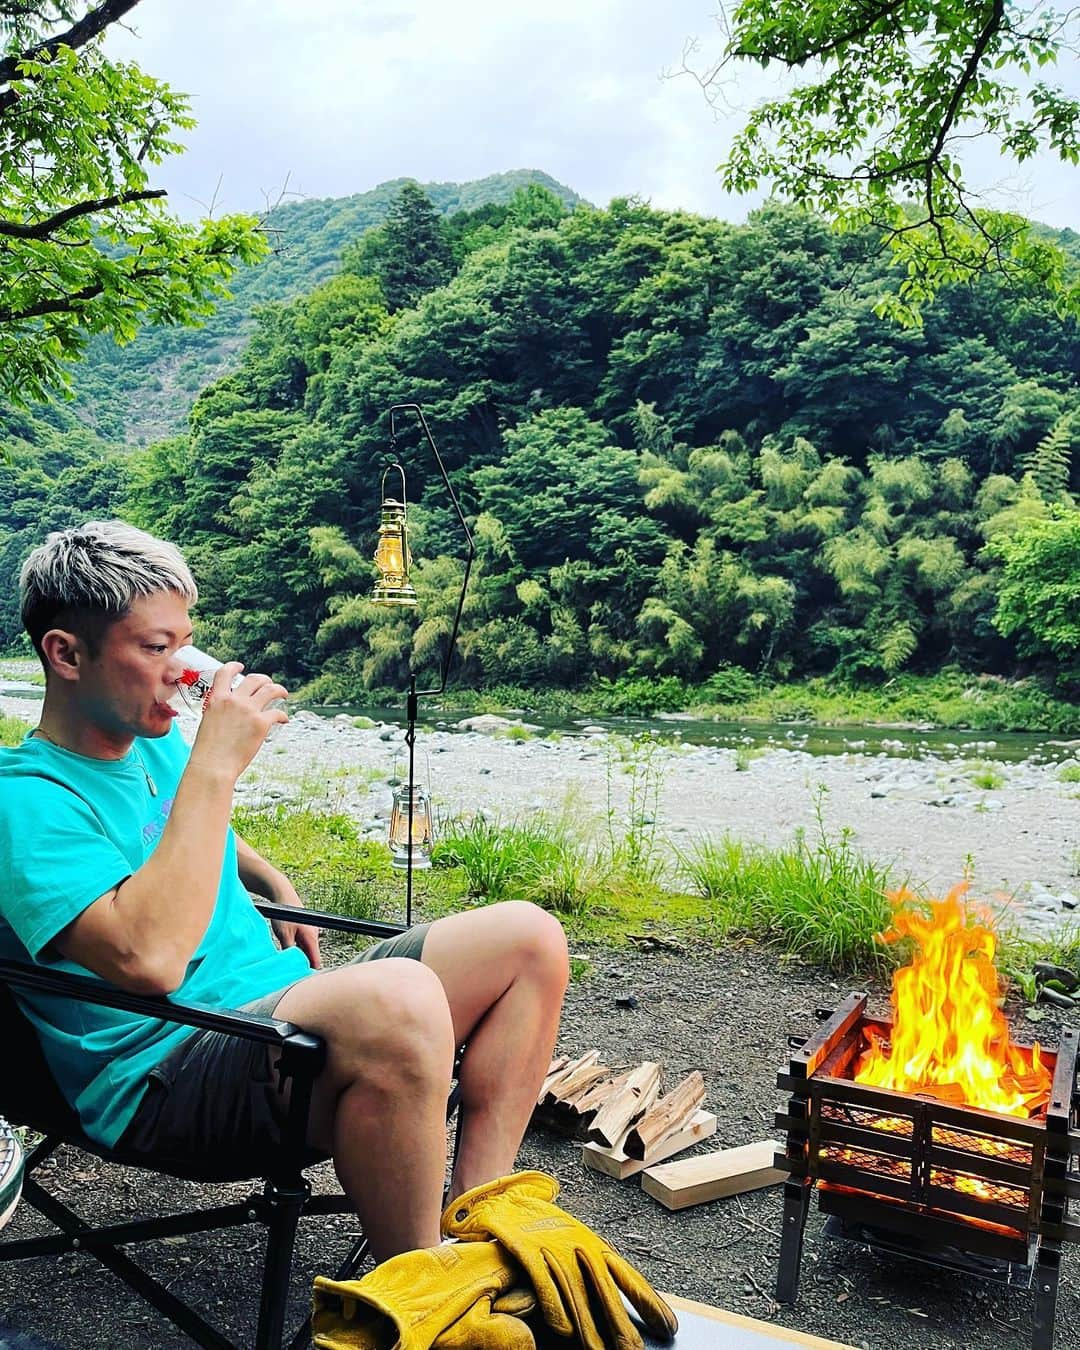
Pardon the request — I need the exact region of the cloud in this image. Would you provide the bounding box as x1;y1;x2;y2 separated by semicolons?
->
103;1;1079;231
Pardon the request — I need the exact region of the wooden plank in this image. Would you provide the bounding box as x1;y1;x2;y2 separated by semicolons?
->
642;1139;786;1211
552;1061;610;1106
582;1109;717;1180
536;1055;570;1102
787;993;867;1079
661;1294;860;1349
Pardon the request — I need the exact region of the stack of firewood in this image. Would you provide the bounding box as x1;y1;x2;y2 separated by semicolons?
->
533;1052;717;1179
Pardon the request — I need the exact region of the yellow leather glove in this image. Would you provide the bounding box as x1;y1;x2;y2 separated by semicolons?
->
443;1171;678;1350
311;1240;536;1350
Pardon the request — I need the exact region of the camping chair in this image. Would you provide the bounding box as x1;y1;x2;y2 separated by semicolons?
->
0;901;459;1350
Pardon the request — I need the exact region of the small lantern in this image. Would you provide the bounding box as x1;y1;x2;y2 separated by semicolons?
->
372;463;417;606
388;783;434;871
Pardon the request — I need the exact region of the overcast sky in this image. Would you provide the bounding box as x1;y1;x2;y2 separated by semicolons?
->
104;1;1080;231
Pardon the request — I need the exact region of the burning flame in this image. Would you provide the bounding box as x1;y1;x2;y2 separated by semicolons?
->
854;885;1051;1118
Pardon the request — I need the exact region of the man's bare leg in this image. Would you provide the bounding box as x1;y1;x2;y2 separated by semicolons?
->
273;957;455;1260
419;901;569;1200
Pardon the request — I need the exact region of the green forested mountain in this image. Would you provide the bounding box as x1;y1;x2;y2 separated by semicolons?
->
2;182;1077;705
67;170;584;446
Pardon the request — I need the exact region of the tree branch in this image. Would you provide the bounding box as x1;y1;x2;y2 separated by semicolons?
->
927;0;1005;167
0;0;144;86
0;248;216;322
0;186;164;237
0;278;104;320
0;186;164;238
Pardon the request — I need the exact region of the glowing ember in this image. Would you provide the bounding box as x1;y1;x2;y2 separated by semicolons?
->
854;885;1051;1118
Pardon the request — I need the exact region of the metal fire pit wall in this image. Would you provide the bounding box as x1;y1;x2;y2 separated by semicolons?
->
774;993;1080;1350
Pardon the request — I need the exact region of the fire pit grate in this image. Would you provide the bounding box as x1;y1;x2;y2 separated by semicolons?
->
933;1123;1032;1166
774;994;1080;1350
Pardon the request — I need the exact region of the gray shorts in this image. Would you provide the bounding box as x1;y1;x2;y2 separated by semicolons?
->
117;923;431;1178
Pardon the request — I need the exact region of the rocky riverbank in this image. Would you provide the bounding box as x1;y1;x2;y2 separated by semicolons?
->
3;694;1077;937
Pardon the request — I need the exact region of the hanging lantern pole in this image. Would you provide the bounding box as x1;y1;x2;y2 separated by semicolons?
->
376;403;474;925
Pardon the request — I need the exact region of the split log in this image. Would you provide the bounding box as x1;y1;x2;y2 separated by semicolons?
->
641;1139;786;1211
624;1071;706;1160
582;1109;718;1180
573;1071;630;1115
537;1056;569;1100
587;1061;661;1148
547;1058;610;1107
538;1050;599;1105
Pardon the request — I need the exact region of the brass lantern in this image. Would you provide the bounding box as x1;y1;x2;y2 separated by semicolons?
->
388;783;434;871
372;463;417;606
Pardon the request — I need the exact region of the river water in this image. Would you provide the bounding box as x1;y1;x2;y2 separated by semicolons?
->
3;675;1076;766
317;703;1077;766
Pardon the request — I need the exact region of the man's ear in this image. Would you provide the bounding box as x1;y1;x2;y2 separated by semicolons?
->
40;629;83;682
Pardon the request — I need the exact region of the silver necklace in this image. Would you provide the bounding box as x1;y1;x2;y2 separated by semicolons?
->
34;727;158;797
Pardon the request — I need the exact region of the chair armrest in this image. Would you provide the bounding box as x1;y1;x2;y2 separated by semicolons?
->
0;958;321;1058
253;900;408;941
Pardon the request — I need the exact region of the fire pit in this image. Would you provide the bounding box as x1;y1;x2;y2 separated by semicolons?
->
773;891;1080;1349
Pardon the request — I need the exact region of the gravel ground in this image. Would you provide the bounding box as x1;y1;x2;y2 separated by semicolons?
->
1;937;1077;1350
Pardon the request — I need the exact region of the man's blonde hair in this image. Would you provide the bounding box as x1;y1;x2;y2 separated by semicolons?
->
20;520;198;663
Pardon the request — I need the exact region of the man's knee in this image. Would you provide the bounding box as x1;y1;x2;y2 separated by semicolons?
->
491;900;570;992
302;959;456;1089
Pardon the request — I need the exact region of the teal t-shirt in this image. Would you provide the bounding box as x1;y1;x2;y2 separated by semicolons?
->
0;725;312;1147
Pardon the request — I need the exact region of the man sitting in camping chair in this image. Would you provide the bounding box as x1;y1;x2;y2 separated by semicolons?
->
0;520;677;1350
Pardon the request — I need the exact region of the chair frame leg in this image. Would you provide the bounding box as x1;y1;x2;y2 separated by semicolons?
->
0;1127;355;1350
256;1179;310;1350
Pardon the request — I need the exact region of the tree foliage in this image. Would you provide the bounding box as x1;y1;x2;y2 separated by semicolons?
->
3;188;1077;702
708;1;1080;322
0;0;268;404
988;508;1080;678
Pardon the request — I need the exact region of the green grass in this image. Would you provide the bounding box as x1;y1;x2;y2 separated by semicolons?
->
734;743;764;772
691;670;1078;734
997;920;1080;1005
0;714;29;747
496;724;535;742
967;761;1006;790
433;781;902;973
1059;764;1080;784
231;793;1064;1001
232;803;395;921
328;669;1078;734
433;814;606;919
674;798;899;973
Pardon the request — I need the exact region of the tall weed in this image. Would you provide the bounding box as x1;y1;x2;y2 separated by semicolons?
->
0;714;29;747
434;813;604;918
676;789;897;972
604;734;667;888
997;918;1080;1004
